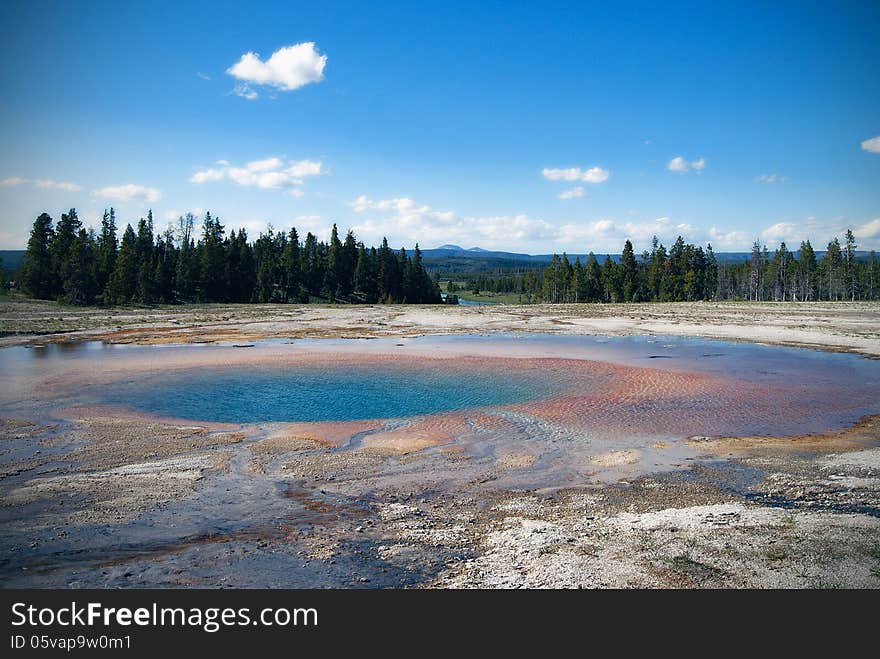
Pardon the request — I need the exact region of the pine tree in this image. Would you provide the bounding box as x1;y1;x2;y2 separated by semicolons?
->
135;211;156;303
797;241;816;301
95;208;118;298
620;239;638;302
198;212;226;301
63;228;97;305
282;227;301;302
48;208;82;298
105;224;138;304
324;224;342;301
22;213;55;299
844;229;857;301
705;243;718;300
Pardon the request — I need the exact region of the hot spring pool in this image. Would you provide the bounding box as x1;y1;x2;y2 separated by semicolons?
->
1;333;879;439
100;363;571;423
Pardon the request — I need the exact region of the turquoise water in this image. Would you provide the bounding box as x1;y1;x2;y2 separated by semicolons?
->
2;333;880;430
103;364;567;423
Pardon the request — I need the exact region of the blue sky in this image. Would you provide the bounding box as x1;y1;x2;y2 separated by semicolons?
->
1;0;879;252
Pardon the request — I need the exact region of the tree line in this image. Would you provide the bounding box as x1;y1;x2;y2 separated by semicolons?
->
450;234;879;303
19;209;441;305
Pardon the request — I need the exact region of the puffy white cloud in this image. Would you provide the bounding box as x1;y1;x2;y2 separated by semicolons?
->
861;136;880;153
247;157;284;172
760;222;800;244
542;166;609;183
555;216;700;248
92;184;162;203
350;194;556;249
756;174;786;184
558;186;585;200
668;156;706;173
753;217;880;250
190;157;324;192
190;168;225;183
1;176;27;186
35;179;81;191
707;227;751;249
226;42;327;94
348;194;714;253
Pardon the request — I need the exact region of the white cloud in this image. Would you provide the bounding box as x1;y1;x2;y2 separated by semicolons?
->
751;217;880;250
542;166;609;183
35;179;81;191
190;157;324;192
861;136;880;153
760;222;799;244
231;85;258;100
1;177;81;191
854;218;880;240
668;156;706;173
348;194;715;253
226;42;327;94
196;71;211;81
708;227;751;249
287;188;305;198
164;207;205;221
756;174;786;184
92;184;162;203
190;168;226;183
558;186;585;200
247;157;284;172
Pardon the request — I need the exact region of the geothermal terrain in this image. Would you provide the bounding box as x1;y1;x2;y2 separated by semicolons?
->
1;299;879;588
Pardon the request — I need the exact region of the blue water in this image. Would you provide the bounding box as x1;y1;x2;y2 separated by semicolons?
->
2;333;880;427
102;364;567;423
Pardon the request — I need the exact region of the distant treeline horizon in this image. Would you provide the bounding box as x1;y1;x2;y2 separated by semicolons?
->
460;233;879;303
11;208;441;305
2;208;878;305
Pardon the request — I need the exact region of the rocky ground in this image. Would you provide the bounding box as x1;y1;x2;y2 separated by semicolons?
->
2;297;879;356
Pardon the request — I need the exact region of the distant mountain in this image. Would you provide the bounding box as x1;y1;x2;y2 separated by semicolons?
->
420;245;875;273
433;244;492;253
0;250;25;271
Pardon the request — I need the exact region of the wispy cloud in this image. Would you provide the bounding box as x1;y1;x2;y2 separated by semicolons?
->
196;71;211;81
1;176;81;191
756;174;786;184
668;156;706;173
35;179;82;191
164;207;205;221
226;42;326;97
190;157;323;192
93;184;162;203
854;218;880;240
231;84;259;100
558;186;585;200
542;166;609;183
861;136;880;153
